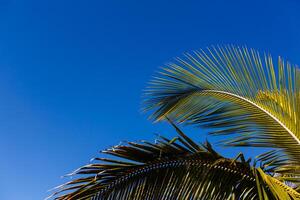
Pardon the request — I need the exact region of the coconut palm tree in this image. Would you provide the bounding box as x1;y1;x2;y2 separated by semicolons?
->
51;46;300;199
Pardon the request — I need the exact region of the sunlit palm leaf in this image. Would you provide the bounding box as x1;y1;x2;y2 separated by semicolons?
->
255;168;300;199
144;46;300;165
50;124;300;199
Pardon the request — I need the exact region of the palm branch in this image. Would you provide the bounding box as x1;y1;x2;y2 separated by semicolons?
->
50;123;300;199
144;46;300;171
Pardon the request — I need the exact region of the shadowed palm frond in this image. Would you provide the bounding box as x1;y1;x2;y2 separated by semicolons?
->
49;124;300;200
144;46;300;167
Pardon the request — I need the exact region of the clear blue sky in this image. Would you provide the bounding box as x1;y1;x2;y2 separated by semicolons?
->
0;0;300;199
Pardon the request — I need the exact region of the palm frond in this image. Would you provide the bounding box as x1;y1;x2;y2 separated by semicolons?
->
255;149;300;191
255;168;300;199
144;45;300;165
50;124;300;200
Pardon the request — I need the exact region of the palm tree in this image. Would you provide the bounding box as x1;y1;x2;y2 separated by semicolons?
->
51;46;300;199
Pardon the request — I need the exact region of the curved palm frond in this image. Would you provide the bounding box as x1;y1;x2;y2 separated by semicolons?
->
50;124;300;200
144;46;300;166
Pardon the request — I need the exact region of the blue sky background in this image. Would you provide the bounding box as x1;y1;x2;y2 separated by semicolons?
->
0;0;300;199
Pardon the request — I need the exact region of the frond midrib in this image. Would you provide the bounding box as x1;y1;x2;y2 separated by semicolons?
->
171;89;300;147
94;158;255;197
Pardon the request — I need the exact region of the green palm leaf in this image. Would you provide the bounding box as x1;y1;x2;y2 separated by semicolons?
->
50;124;300;199
144;46;300;165
255;168;300;199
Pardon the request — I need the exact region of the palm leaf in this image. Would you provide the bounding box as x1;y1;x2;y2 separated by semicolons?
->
144;45;300;165
50;124;300;199
255;150;300;191
255;168;300;199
